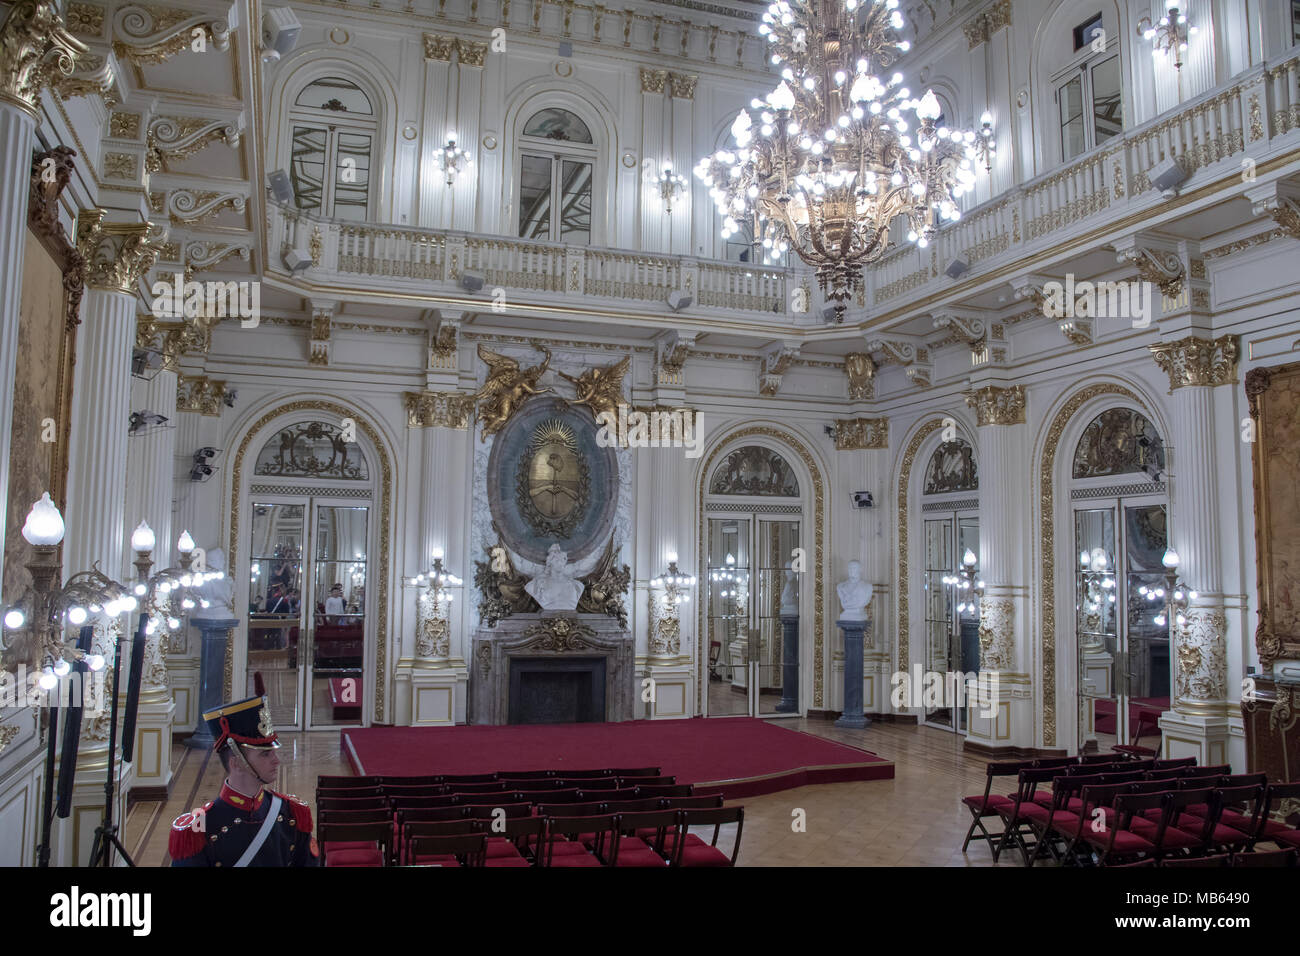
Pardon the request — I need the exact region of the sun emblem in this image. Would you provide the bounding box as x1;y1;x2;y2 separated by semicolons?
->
257;705;274;738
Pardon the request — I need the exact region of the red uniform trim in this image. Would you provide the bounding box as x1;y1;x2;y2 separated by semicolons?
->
168;814;206;860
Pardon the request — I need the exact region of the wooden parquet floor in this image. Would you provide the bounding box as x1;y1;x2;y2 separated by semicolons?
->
123;718;1020;867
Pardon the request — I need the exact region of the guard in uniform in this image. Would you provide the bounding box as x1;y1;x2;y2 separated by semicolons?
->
169;696;318;867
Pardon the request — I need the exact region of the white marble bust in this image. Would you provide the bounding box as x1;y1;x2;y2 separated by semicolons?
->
779;567;799;615
836;560;873;622
193;547;236;621
525;543;584;611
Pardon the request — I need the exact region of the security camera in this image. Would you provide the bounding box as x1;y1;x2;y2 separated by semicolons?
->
190;463;215;482
852;491;873;509
460;271;486;293
223;389;238;408
194;447;218;461
129;411;169;434
268;169;294;204
261;7;301;63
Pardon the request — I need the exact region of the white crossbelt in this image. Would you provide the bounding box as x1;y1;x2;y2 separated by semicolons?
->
234;794;283;867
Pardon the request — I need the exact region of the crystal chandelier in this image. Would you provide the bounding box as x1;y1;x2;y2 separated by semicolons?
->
694;0;979;321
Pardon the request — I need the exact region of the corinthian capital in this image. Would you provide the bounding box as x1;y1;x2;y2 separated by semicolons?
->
1149;334;1239;392
964;384;1026;426
0;1;88;116
76;209;161;293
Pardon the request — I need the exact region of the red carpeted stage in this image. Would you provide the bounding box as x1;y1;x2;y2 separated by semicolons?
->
342;718;893;799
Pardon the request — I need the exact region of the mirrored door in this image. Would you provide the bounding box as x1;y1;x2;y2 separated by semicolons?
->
705;516;801;717
246;497;368;730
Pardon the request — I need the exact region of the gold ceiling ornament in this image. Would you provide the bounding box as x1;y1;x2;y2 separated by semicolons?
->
559;355;630;420
695;0;979;320
833;417;888;450
1149;334;1239;392
1118;246;1185;298
964;384;1026;426
111;3;234;66
75;208;161;294
844;351;875;400
474;344;552;440
0;0;88;116
404;390;475;429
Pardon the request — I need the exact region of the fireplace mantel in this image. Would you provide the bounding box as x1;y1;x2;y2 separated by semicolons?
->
470;614;635;724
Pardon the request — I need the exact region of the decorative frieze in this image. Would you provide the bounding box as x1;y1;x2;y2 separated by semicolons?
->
176;374;228;416
183;239;249;277
109;111;141;139
832;417;887;451
0;0;88;115
75;209;160;293
66;2;105;37
965;384;1026;426
1149;334;1239;392
1175;608;1228;705
844;352;875;400
405;390;475;429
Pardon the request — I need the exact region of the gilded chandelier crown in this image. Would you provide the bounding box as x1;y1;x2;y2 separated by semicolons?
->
694;0;979;321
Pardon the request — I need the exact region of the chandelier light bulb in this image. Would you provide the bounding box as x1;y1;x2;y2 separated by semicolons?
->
1162;548;1180;569
68;606;87;625
177;530;196;554
53;658;71;677
22;492;65;546
131;521;155;553
87;654;105;671
4;609;24;629
38;668;58;691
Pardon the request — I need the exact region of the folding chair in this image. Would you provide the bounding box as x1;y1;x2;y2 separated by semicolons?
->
1153;757;1197;770
407;832;486;867
498;779;570;791
1076;753;1120;765
380;784;447;799
1142;767;1188;782
513;788;580;805
388;794;461;811
402;819;480;866
961;761;1025;854
319;821;391;867
1027;774;1091;866
496;770;555;780
1090;791;1166;866
1058;782;1137;866
673;807;744;866
1153;788;1217;862
604;797;665;812
440;773;499;784
318;795;390;812
445;782;509;795
1253;782;1300;851
317;785;384;800
1163;853;1229;867
634;784;694;798
667;795;725;809
994;767;1059;865
610;811;679;866
540;815;618;867
317;775;380;788
484;817;546;867
1232;848;1297;867
1196;785;1264;854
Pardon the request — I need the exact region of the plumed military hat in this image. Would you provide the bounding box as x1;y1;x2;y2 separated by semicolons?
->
204;695;279;751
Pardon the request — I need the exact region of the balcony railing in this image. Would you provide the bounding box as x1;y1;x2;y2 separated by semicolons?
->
268;51;1300;326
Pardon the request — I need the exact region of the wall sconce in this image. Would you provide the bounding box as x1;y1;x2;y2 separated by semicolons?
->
1138;1;1197;72
407;548;461;657
1138;548;1198;629
971;111;996;174
649;550;695;656
943;548;985;616
435;133;471;186
656;162;687;213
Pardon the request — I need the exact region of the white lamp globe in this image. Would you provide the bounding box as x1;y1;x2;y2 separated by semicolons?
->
131;521;156;553
22;493;65;546
177;530;196;554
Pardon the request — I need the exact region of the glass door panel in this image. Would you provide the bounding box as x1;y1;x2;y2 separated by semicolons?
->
955;516;981;731
923;519;954;728
1123;504;1170;748
757;520;799;716
247;503;305;729
1076;508;1119;750
707;519;751;716
309;505;368;728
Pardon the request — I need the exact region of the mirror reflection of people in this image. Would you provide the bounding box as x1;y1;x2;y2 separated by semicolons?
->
324;583;346;623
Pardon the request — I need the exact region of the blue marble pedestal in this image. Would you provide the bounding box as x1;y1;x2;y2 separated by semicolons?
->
834;617;870;729
184;618;238;748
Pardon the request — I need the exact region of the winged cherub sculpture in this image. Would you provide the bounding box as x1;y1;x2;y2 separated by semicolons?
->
559;355;630;420
473;344;552;440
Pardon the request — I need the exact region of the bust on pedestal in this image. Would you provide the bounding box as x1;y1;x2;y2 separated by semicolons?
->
185;548;239;748
835;561;873;729
524;544;584;611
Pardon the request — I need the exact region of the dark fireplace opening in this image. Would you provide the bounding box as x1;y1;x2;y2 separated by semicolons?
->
508;657;606;724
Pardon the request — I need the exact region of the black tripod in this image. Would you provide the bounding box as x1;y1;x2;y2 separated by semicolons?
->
87;615;145;867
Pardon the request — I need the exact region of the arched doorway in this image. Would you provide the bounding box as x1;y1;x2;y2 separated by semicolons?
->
699;438;812;718
1068;405;1170;754
229;409;390;730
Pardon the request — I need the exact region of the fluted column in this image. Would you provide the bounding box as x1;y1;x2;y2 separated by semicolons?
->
123;329;181;794
964;385;1033;751
56;210;160;864
0;1;87;590
1150;334;1238;766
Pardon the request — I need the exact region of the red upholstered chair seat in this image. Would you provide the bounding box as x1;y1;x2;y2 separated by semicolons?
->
325;847;385;866
1081;828;1154;854
484;855;532;867
962;794;1012;813
677;843;733;867
1273;829;1300;849
613;837;669;866
409;853;461;867
547;850;603;866
1219;811;1287;836
323;840;375;853
485;838;522;859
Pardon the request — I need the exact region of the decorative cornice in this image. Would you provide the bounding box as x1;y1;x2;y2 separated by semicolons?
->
75;209;160;294
844;352;875;400
833;417;888;450
1118;246;1185;298
111;3;234;66
0;0;88;116
405;390;475;429
1252;194;1300;239
964;384;1026;426
1149;334;1239;392
176;374;227;416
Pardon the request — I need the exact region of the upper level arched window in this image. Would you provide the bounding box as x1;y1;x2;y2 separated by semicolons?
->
254;421;369;481
1072;407;1164;480
290;77;376;221
517;107;595;244
709;445;800;497
1053;11;1122;161
923;439;978;495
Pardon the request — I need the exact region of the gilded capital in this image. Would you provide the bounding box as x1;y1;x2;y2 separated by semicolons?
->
833;417;887;450
176;374;228;416
76;209;161;293
1149;334;1239;392
965;384;1026;426
639;68;668;94
405;390;475;429
0;1;88;115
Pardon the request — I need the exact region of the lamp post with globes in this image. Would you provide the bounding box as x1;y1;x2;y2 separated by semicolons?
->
405;547;462;658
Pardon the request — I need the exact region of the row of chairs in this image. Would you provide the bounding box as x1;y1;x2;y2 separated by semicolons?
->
318;785;695;810
1124;848;1297;868
320;799;743;867
319;768;665;790
997;769;1300;866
